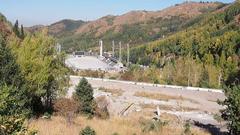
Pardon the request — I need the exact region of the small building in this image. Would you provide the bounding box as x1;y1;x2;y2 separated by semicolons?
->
73;51;85;57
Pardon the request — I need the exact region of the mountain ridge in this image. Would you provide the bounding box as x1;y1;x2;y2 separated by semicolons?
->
75;2;222;35
27;1;226;51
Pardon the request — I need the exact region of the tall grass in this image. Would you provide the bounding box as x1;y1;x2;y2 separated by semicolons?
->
28;115;210;135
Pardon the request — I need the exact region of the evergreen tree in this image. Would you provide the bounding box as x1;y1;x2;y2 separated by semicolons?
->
220;70;240;135
0;35;24;88
75;78;94;115
13;20;20;37
20;24;25;39
199;68;209;88
220;85;240;135
0;35;29;134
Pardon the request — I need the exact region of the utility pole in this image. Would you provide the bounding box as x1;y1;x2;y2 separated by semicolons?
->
119;41;122;62
127;43;130;67
112;40;115;57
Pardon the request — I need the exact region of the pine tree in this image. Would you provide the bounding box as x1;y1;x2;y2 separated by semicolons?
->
75;78;94;115
0;35;24;88
220;85;240;135
13;20;20;37
219;69;240;135
199;68;209;88
20;25;25;39
0;35;29;134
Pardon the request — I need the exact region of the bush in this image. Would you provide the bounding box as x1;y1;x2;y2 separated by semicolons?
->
80;126;96;135
42;112;51;119
78;70;106;78
0;115;25;135
94;96;110;119
183;120;191;135
53;98;79;115
139;118;168;133
53;98;78;124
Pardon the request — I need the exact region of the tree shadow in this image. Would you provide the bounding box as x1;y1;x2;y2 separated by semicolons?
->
193;121;228;135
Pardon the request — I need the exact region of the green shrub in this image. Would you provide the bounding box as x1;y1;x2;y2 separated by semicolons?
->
183;120;191;135
80;126;96;135
94;96;110;119
140;119;168;133
42;112;51;119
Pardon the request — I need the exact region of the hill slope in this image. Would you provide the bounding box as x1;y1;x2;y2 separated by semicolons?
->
26;19;86;37
48;19;85;37
75;2;221;35
27;1;223;52
62;2;222;51
0;13;13;37
122;1;240;88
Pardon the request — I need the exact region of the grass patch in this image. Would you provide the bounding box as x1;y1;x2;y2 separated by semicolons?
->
140;104;198;112
134;91;199;104
28;116;210;135
99;87;123;97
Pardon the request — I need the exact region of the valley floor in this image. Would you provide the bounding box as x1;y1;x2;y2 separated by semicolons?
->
29;76;226;135
68;76;225;133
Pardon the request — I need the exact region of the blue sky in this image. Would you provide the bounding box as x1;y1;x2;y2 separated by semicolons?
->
0;0;235;26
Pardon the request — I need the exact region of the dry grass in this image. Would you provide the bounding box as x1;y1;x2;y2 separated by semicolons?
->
141;104;173;110
134;91;199;103
99;87;124;97
28;115;210;135
140;103;198;112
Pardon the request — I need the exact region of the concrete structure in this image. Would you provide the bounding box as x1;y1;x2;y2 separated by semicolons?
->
112;40;115;57
73;51;85;57
119;41;122;62
127;43;130;66
56;43;61;53
65;55;113;71
66;40;126;72
99;40;103;57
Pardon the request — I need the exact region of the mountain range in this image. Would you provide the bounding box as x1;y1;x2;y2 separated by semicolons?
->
27;1;225;52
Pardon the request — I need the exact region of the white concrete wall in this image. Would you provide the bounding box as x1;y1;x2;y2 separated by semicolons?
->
70;75;223;93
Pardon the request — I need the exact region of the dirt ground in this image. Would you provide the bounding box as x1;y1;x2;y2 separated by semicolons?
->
29;76;227;135
68;76;225;126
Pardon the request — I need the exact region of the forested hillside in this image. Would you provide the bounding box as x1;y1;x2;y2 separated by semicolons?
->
28;2;223;52
120;1;240;89
26;19;86;38
60;2;223;52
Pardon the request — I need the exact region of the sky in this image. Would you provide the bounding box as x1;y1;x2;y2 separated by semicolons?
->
0;0;235;27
